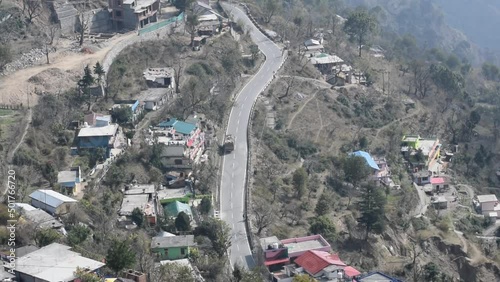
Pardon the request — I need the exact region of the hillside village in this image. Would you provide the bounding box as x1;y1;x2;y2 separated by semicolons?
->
1;0;500;282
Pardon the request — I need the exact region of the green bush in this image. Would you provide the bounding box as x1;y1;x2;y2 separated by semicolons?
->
411;217;428;231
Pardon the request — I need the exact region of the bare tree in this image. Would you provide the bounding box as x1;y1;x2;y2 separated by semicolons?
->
174;58;184;94
23;0;42;24
76;4;90;46
278;75;296;100
251;198;277;235
43;24;59;64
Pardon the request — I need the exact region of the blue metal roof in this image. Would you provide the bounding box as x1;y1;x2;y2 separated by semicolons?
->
173;121;197;135
158;118;197;135
158;118;178;127
351;151;380;170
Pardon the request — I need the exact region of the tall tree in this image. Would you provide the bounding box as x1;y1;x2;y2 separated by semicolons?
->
292;167;308;199
185;14;199;47
193;218;231;258
175;211;191;231
23;0;42;23
78;65;95;111
263;0;281;23
343;156;370;206
106;239;136;275
93;62;105;86
251;198;277;235
43;24;59;64
315;192;331;216
343;10;377;57
293;274;316;282
131;207;145;228
358;184;386;240
249;44;259;63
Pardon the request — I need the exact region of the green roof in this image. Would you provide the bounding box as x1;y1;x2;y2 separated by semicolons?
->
317;53;328;58
173;121;197;135
158;118;197;135
164;201;192;217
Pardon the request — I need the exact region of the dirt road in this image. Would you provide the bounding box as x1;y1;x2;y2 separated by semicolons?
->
0;33;135;106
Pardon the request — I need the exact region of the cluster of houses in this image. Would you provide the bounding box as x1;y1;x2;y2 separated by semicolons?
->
303;33;368;86
260;235;401;282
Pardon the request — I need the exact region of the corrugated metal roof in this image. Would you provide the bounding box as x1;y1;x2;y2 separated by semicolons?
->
78;124;118;137
29;189;77;208
295;250;346;275
164;201;192;217
351;151;380;170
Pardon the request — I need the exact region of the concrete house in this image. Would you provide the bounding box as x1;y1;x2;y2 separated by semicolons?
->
401;135;441;172
57;166;82;195
119;189;157;225
143;67;176;89
84;113;112;127
108;0;160;30
139;88;170;111
77;124;119;157
157;118;205;161
477;194;500;217
151;235;195;261
12;243;105;282
22;209;64;230
160;145;192;169
29;189;77;215
310;53;343;74
260;235;331;271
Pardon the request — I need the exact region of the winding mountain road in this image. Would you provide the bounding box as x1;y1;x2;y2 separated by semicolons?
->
219;3;284;269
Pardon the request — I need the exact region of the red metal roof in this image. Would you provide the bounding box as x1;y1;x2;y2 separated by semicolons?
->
295;250;346;275
344;266;361;277
430;177;445;185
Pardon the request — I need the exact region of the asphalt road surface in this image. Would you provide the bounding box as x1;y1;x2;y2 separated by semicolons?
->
219;3;284;269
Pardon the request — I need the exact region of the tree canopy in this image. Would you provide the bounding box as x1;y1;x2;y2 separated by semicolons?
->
292;167;308;199
358;184;386;240
343;10;377;57
105;239;136;275
175;211;191;231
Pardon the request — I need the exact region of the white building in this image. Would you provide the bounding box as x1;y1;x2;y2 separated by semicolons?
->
477;194;500;217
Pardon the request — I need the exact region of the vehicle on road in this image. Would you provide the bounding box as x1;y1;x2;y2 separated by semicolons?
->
223;134;234;154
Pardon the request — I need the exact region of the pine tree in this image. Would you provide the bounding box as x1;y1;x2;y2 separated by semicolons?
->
93;62;105;86
175;211;191;231
358;184;386;240
315;193;331;216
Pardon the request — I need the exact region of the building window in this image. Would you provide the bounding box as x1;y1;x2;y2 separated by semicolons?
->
174;159;182;165
115;10;122;17
181;248;186;255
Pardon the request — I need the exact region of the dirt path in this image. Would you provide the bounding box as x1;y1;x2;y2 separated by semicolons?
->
287;90;318;130
7;108;31;163
0;33;135;105
375;105;422;139
314;98;324;142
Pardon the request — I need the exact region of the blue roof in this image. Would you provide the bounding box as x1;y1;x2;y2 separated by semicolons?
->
158;118;178;127
173;121;197;135
158;118;197;135
357;271;403;282
351;151;380;170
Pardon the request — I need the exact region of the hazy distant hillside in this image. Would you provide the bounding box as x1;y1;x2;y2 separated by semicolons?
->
435;0;500;51
343;0;486;64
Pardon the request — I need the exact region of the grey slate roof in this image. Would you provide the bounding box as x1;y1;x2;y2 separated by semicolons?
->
151;235;195;249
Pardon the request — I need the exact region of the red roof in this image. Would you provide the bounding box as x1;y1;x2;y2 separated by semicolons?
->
344;266;361;277
295;250;346;275
430;177;445;185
